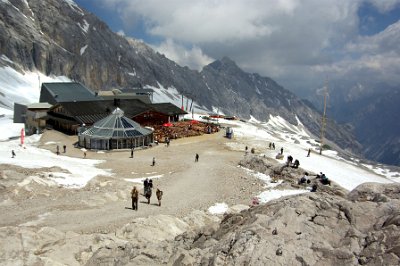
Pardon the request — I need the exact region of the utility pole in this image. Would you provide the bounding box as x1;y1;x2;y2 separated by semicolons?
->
319;82;328;155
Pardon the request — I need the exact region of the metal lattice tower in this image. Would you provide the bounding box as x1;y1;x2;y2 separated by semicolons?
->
319;82;328;155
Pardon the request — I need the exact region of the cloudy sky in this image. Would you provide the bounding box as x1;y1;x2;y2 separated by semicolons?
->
74;0;400;96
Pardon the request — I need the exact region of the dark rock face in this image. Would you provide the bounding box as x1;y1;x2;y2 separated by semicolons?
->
0;0;360;153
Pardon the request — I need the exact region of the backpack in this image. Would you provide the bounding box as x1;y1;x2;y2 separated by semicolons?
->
131;189;138;198
156;189;163;199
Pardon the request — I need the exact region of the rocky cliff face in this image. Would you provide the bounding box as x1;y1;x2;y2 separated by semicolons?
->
0;0;360;153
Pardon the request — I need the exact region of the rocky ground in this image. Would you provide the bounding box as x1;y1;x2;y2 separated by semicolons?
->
1;128;399;265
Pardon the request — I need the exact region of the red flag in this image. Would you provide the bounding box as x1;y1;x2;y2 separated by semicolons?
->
20;128;25;145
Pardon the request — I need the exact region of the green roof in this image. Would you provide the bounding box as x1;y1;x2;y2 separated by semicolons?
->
41;82;99;102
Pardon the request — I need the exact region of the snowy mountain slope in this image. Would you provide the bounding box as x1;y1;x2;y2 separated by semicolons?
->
217;115;399;190
0;0;361;155
0;59;70;109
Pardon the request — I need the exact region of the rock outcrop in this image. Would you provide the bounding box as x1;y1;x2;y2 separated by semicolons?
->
174;183;400;265
1;182;399;265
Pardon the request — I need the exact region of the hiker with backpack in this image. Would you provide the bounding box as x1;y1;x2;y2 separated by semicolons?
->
144;179;153;204
131;186;139;210
156;188;163;206
143;178;149;193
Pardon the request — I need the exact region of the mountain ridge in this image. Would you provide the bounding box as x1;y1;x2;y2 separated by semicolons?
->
0;0;361;155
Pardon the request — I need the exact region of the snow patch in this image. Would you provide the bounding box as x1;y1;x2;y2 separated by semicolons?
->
80;45;88;55
63;0;84;15
78;20;90;33
257;189;309;203
124;174;164;183
1;55;14;64
0;67;70;110
0;135;112;188
208;203;228;214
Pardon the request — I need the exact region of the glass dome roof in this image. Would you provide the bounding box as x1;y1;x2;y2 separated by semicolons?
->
81;108;153;139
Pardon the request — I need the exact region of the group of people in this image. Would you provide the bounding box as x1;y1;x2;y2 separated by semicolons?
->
297;171;331;192
130;178;164;211
268;142;276;150
286;155;300;168
56;145;67;155
316;172;331;185
244;146;256;155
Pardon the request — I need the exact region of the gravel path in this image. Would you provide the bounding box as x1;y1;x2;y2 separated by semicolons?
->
0;128;266;233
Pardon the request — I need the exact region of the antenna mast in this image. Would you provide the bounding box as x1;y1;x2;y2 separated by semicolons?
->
319;81;328;155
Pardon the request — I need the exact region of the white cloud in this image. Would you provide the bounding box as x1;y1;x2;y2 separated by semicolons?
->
151;39;214;70
346;20;400;54
94;0;400;94
101;0;299;43
367;0;400;13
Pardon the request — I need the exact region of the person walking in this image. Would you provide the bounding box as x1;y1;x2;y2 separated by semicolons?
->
307;148;311;157
145;179;153;204
130;147;134;158
280;147;284;155
56;145;60;155
156;188;163;207
131;186;139;211
195;153;199;162
272;143;275;150
143;178;149;193
11;150;16;158
152;157;156;166
63;145;66;153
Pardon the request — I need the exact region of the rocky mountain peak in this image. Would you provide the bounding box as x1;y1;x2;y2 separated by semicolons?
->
205;56;242;73
0;0;362;154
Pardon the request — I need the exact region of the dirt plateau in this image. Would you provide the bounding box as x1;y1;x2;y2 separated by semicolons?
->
0;130;399;265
